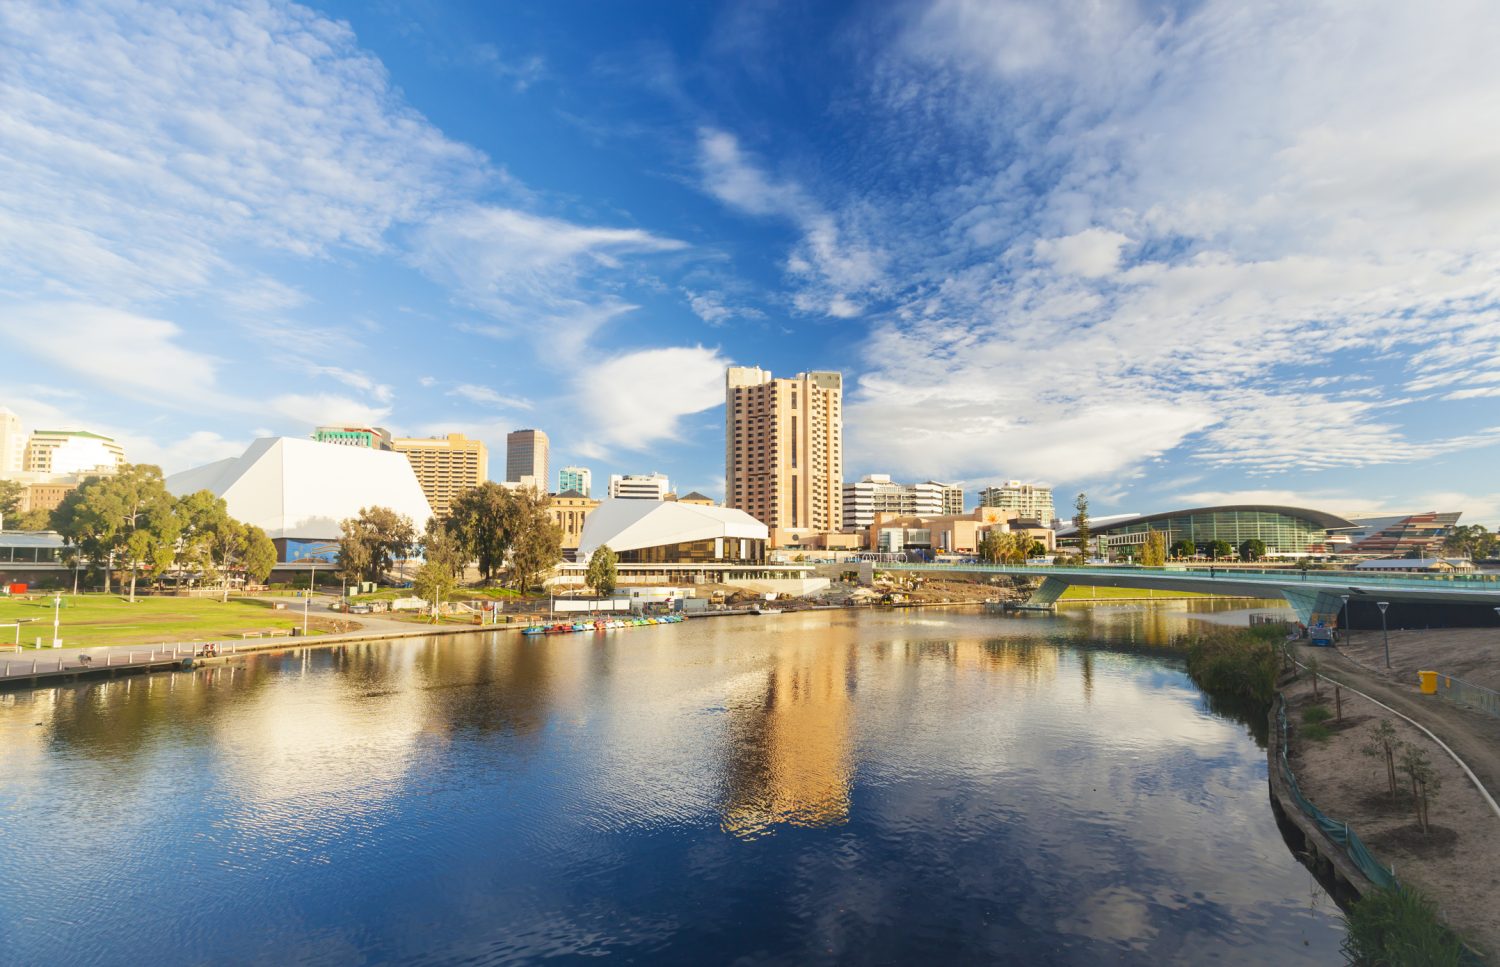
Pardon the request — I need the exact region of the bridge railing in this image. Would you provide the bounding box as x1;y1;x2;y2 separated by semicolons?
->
886;562;1500;592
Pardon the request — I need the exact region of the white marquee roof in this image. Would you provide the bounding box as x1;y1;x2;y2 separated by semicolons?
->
577;499;767;557
166;437;432;540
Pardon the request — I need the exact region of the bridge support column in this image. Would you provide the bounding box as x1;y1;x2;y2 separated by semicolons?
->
1280;589;1345;626
1026;577;1069;608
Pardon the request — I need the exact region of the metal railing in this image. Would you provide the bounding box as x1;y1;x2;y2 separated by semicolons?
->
885;562;1500;593
1434;674;1500;719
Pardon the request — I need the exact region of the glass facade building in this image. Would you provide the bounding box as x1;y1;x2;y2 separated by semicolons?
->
1084;506;1355;556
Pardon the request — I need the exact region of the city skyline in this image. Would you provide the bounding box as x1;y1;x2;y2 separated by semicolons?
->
3;2;1500;524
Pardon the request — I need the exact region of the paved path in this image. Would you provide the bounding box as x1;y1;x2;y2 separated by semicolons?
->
1294;640;1500;812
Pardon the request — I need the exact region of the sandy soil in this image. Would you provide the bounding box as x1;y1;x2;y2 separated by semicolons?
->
1282;666;1500;958
1338;627;1500;692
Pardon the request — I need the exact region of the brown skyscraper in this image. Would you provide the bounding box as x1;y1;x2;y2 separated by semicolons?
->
505;428;549;489
725;366;843;531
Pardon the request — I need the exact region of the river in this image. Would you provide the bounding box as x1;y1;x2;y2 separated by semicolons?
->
0;602;1341;964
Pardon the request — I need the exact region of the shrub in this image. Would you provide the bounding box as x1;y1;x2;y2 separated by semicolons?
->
1185;626;1281;704
1304;705;1333;725
1341;885;1464;966
1300;722;1332;743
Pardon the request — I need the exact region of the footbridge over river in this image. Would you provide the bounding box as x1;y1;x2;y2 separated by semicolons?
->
868;562;1500;627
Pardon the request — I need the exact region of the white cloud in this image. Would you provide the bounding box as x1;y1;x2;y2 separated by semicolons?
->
682;288;765;327
447;384;533;410
575;346;729;452
697;128;887;318
267;393;391;428
1035;228;1131;278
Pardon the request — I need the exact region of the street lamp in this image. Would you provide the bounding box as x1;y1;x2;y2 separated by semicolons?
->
52;594;62;648
1340;594;1350;647
303;559;317;636
1377;601;1390;669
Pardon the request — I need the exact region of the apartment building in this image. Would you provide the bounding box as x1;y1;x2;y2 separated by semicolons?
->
725;366;843;532
979;480;1056;526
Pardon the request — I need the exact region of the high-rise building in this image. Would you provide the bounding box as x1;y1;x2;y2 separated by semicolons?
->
313;426;393;450
0;407;24;475
979;480;1056;526
608;472;670;500
392;433;488;518
558;465;592;497
725;366;843;532
23;429;126;476
506;429;549;490
931;482;964;516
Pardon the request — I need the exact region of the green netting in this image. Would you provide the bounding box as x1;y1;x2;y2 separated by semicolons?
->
1277;702;1399;891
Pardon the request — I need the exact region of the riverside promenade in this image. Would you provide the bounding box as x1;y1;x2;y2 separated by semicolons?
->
0;600;500;690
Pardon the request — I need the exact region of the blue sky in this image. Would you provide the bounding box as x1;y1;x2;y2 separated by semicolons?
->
3;0;1500;524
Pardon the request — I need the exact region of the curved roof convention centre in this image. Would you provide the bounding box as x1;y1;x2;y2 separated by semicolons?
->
1056;505;1356;536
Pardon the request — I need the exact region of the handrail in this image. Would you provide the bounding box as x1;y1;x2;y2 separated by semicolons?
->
884;562;1500;591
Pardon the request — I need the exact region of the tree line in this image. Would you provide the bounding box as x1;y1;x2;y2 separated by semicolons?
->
15;464;277;600
339;482;565;600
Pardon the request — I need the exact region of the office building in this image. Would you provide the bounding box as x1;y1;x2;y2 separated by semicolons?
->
506;429;549;489
609;472;670;500
558;466;592;497
725;366;843;532
979;480;1056;527
0;407;24;475
392;433;488;518
1337;513;1462;558
313;426;393;450
843;475;962;529
23;429;125;476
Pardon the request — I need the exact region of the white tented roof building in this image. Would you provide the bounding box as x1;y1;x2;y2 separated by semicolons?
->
577;498;767;563
165;437;432;541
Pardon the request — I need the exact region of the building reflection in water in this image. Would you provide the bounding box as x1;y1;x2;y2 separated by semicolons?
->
718;634;857;839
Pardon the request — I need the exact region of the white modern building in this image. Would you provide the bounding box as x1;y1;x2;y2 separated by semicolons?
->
608;472;670;500
165;437;432;561
979;480;1056;526
24;429;126;476
564;497;826;596
842;474;957;529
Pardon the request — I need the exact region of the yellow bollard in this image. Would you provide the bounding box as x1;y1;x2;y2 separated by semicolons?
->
1418;670;1438;694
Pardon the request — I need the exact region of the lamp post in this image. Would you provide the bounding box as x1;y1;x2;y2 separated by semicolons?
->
1377;601;1390;668
303;559;317;636
52;594;62;648
1340;594;1350;647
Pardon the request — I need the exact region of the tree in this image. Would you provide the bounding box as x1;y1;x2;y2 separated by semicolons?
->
338;506;416;584
176;491;277;600
1361;720;1402;804
505;489;562;592
587;544;618;597
1399;745;1441;834
413;559;457;623
242;526;277;586
1073;493;1091;561
7;507;52;531
978;529;1004;564
1141;531;1167;566
1239;538;1266;562
447;482;517;582
1170;538;1197;560
422;519;468;579
52;464;179;600
1209;539;1233;560
0;479;23;520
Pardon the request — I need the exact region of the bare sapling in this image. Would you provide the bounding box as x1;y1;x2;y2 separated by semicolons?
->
1399;745;1441;834
1361;720;1402;804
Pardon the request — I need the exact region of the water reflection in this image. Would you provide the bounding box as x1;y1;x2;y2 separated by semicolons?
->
0;603;1340;965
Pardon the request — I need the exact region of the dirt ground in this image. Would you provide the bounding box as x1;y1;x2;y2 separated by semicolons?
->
1339;626;1500;692
1282;666;1500;958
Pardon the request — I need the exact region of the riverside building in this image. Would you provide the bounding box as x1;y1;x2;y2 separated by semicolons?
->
842;475;957;530
725;366;843;532
608;472;670;500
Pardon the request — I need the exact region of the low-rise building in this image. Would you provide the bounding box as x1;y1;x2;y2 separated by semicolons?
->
866;507;1055;558
608;472;670;500
1352;557;1477;574
842;474;955;529
313;426;394;450
23;429;125;476
547;490;600;552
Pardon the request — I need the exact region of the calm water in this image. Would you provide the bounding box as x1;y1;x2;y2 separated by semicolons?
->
0;604;1340;965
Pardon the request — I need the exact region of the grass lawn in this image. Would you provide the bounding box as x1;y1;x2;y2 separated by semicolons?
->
0;594;332;649
1057;585;1210;600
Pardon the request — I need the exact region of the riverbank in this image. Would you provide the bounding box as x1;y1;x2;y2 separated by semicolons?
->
1278;644;1500;959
